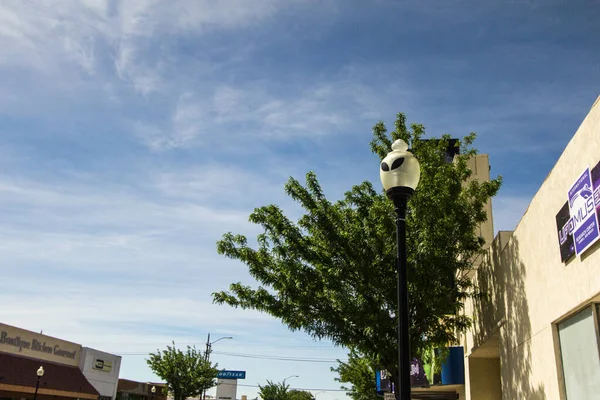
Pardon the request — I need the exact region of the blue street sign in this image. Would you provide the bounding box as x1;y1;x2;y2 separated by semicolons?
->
217;370;246;379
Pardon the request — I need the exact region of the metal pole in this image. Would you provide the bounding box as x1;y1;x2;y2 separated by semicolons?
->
393;193;411;400
202;333;211;400
33;375;41;400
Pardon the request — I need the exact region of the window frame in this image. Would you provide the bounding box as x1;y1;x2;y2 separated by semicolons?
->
555;303;600;400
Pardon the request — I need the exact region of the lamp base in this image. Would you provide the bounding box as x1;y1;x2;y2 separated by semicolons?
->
386;187;414;221
386;187;415;202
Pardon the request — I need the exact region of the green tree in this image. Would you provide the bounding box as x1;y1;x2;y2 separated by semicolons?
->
332;349;379;400
147;342;218;400
213;113;501;389
287;390;315;400
258;380;290;400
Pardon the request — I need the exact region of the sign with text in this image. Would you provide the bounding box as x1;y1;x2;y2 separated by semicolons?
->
556;201;575;262
0;323;81;366
568;167;600;255
556;161;600;261
217;370;246;379
93;358;113;372
383;393;395;400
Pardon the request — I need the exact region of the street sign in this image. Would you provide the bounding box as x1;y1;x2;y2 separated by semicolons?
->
384;393;395;400
217;370;246;379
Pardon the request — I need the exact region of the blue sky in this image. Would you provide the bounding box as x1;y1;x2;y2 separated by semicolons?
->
1;0;599;398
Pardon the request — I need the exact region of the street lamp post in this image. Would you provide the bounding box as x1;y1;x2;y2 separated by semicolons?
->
151;385;156;400
313;391;325;400
380;139;420;400
33;366;44;400
282;375;299;385
202;334;233;400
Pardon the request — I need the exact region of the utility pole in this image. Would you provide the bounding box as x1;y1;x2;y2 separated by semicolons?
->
203;333;211;400
205;333;211;361
202;333;232;400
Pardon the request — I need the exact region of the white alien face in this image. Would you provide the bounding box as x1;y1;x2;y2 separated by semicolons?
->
380;139;421;192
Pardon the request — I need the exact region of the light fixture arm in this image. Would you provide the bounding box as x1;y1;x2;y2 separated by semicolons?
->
211;336;233;345
283;375;299;384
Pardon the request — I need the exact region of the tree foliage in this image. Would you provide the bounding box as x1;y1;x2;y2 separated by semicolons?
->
258;380;290;400
287;390;315;400
213;113;501;388
331;348;379;400
258;382;314;400
147;342;218;400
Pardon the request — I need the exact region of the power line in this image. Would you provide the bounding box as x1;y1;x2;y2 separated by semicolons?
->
216;381;346;392
212;351;340;363
117;350;345;363
88;342;341;350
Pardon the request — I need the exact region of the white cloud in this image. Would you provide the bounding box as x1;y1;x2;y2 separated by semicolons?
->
0;0;399;152
0;168;263;276
132;79;395;150
0;0;312;98
153;164;285;203
0;278;274;352
172;92;209;145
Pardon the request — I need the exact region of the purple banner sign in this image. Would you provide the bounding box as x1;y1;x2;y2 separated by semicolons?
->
556;161;600;262
556;201;575;262
410;358;429;387
568;167;600;256
592;161;600;216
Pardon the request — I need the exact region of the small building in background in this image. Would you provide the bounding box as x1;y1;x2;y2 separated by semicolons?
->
116;379;167;400
0;322;121;400
79;347;122;400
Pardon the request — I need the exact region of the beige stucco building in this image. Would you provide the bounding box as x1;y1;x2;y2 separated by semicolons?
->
461;95;600;399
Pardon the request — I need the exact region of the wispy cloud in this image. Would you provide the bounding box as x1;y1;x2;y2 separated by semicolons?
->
131;79;396;150
1;0;599;395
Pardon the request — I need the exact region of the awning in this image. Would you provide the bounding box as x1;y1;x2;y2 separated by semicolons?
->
0;352;99;399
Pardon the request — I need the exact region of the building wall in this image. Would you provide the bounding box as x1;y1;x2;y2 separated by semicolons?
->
466;154;495;249
464;95;600;400
117;379;167;400
468;358;502;400
0;323;81;366
215;379;237;400
79;347;122;400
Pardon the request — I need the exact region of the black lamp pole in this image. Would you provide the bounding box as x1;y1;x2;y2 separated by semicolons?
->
33;375;41;400
33;366;44;400
387;187;414;400
379;139;420;400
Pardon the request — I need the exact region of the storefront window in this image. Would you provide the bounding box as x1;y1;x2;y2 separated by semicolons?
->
557;305;600;399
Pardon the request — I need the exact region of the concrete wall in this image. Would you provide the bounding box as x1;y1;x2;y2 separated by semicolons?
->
79;347;122;399
464;95;600;400
215;379;237;400
466;154;495;249
468;358;502;400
